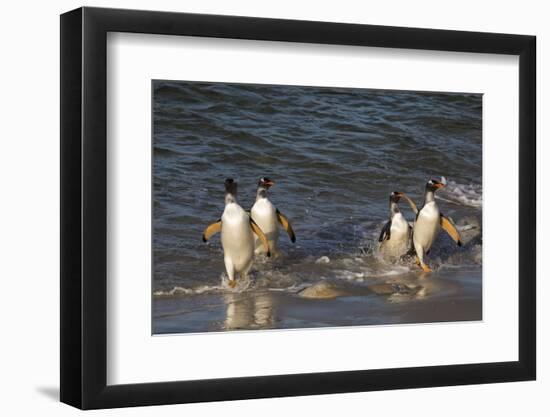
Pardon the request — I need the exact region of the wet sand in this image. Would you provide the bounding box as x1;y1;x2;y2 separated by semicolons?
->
153;267;481;334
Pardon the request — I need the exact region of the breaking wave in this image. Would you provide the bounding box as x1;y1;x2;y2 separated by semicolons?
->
438;180;482;209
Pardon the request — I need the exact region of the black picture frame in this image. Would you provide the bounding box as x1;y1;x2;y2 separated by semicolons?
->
60;6;536;410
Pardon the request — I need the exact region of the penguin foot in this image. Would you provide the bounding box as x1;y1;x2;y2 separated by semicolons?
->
420;263;433;273
228;280;237;289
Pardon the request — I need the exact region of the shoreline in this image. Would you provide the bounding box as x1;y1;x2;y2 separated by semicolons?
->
153;266;482;334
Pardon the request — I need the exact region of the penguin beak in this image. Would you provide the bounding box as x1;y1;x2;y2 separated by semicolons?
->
390;191;403;202
434;183;445;189
263;179;275;187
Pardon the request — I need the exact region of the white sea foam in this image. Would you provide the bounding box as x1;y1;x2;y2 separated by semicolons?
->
153;284;223;296
315;256;331;264
333;260;413;283
438;180;482;209
375;265;412;276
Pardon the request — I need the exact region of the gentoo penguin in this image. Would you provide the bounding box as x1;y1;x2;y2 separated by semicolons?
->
409;177;462;272
202;178;270;288
250;177;296;255
378;191;411;261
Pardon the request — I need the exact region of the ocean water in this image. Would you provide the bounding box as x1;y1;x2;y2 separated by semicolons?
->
152;80;482;334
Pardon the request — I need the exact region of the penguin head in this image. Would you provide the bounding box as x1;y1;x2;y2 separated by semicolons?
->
426;178;446;192
390;191;403;203
224;178;238;195
258;177;275;189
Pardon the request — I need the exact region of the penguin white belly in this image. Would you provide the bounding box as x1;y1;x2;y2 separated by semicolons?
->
380;213;410;259
221;203;254;273
413;202;440;253
251;199;279;254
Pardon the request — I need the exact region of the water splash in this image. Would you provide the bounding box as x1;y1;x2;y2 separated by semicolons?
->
438;180;482;209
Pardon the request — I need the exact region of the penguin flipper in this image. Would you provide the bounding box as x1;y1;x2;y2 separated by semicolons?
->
378;220;392;242
440;214;462;246
202;220;221;242
276;209;296;243
250;218;271;257
401;193;419;215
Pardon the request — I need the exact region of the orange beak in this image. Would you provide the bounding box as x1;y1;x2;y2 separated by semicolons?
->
434;183;445;189
263;180;275;187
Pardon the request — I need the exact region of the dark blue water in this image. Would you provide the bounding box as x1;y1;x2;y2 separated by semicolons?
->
152;80;482;333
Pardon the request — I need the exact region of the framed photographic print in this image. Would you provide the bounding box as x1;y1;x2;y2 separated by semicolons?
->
60;6;536;409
